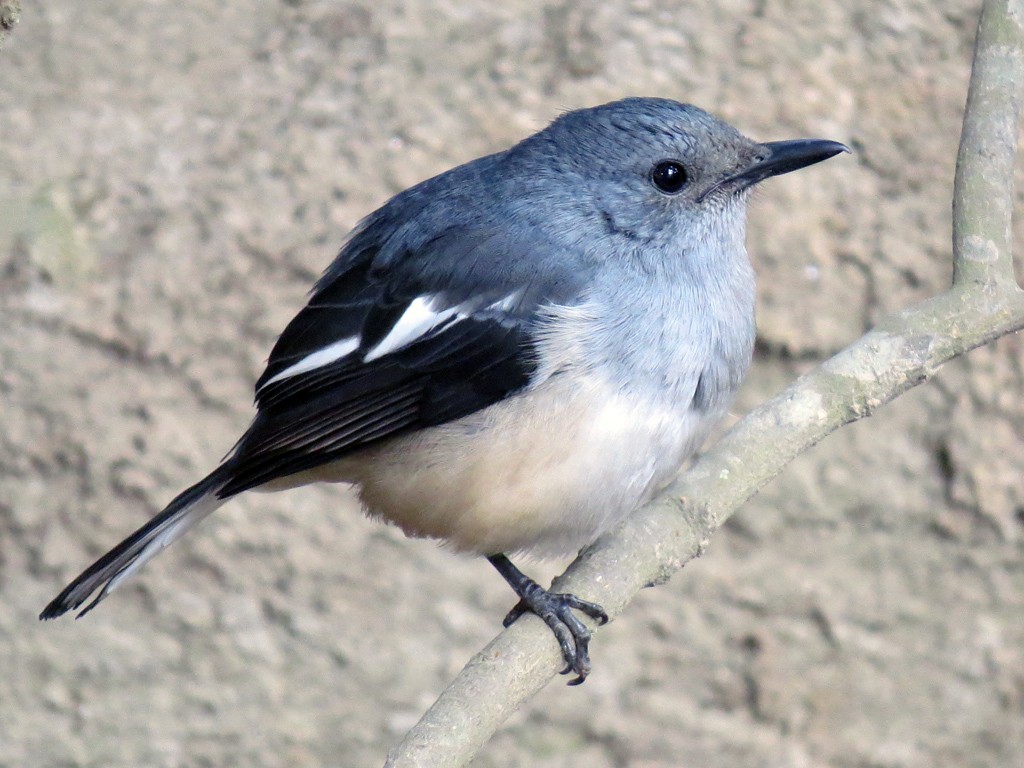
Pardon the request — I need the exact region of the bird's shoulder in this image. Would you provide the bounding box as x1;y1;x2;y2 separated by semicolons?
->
255;158;596;405
217;165;599;495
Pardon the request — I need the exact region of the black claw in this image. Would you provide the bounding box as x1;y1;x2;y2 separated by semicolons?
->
505;589;596;682
487;554;608;685
501;599;529;628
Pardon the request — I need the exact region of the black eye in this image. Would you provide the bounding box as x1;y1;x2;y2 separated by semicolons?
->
651;160;688;194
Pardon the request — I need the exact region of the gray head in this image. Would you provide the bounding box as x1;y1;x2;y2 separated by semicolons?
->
507;97;847;258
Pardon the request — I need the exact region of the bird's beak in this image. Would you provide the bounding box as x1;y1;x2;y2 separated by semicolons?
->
700;139;849;201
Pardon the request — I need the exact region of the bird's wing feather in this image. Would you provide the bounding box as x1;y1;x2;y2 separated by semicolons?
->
218;216;591;497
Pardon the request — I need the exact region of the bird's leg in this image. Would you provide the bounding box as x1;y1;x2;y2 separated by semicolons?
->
487;554;608;685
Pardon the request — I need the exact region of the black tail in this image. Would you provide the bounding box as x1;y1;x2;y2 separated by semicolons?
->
39;468;230;620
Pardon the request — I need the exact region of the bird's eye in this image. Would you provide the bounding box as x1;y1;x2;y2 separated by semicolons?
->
651;160;688;194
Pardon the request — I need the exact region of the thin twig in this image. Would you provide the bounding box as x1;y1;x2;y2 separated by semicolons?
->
953;0;1024;287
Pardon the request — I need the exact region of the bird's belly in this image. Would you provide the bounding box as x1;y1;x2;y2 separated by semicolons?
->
308;373;717;557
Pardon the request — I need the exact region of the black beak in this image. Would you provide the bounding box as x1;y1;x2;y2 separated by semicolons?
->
700;139;849;201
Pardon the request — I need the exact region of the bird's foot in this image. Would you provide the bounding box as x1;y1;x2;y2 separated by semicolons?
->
487;554;608;684
502;585;609;685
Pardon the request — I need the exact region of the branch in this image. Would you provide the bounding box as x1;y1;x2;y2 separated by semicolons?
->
385;1;1024;765
953;0;1024;288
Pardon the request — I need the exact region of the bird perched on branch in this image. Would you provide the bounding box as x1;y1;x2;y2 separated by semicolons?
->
41;97;847;684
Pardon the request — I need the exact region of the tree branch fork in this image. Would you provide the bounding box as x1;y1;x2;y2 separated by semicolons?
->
385;1;1024;764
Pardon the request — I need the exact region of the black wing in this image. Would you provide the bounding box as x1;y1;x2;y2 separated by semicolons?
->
216;208;592;498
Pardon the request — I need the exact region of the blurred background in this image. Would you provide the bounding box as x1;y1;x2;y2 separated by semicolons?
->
1;1;1022;766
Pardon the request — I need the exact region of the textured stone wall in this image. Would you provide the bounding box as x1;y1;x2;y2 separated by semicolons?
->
1;2;1021;766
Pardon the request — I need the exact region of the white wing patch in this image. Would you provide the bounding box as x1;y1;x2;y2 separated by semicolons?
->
363;295;463;362
259;292;523;390
487;290;523;314
260;336;361;389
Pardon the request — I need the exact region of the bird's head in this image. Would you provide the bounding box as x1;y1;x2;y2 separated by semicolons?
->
517;97;848;261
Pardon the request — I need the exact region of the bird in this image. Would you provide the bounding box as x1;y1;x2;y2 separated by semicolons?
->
40;97;848;684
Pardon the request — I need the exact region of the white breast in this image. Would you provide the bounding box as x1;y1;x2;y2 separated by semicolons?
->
289;369;716;558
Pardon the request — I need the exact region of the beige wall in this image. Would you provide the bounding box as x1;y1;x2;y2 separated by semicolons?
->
1;1;1021;766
